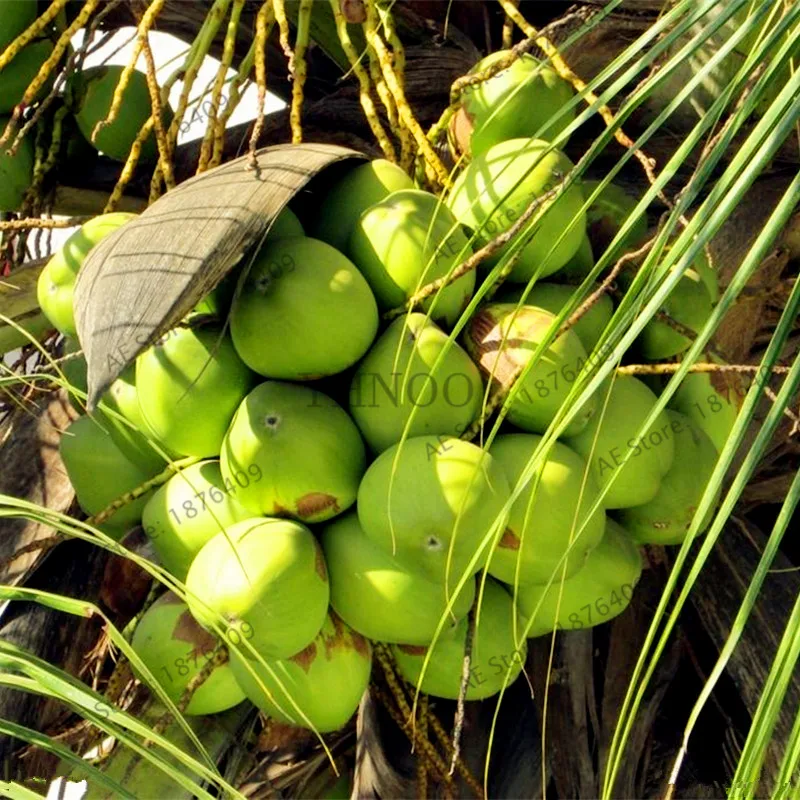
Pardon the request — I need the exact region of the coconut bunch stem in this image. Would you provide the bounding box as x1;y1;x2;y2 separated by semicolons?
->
273;0;293;63
33;105;67;197
0;534;64;573
15;121;51;246
0;217;89;231
148;0;233;199
329;0;396;161
90;456;200;526
363;0;448;186
197;0;247;173
365;25;398;132
374;0;412;170
140;36;175;189
460;230;653;443
496;0;660;191
247;1;275;168
371;674;456;793
416;693;429;797
373;643;485;796
15;107;65;223
105;116;154;212
0;0;71;150
502;0;518;49
0;0;68;74
288;0;313;145
149;643;228;738
620;361;792;379
216;21;262;169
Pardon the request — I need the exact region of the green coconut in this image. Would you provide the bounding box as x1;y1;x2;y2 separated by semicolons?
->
311;158;414;251
60;336;88;414
221;381;366;524
557;232;595;284
131;592;246;716
565;375;675;509
453;50;575;158
321;512;476;645
348;313;484;454
632;249;719;360
192;270;239;318
142;460;254;580
668;358;746;455
487;433;606;586
347;189;475;327
136;324;255;458
0;114;34;212
193;208;305;317
582;180;649;261
70;65;173;162
392;578;526;701
267;205;305;239
463;302;597;437
229;236;378;380
98;367;168;473
230;612;371;733
637;270;713;360
516;518;642;637
59;414;162;538
495;281;614;352
0;3;52;114
57;342;167;472
447;137;586;282
0;38;55;114
186;517;329;660
37;212;136;337
357;435;511;589
646;1;797;125
0;0;37;48
617;410;720;545
100;362;160;448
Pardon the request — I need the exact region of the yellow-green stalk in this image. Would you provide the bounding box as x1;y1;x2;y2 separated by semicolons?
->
289;0;313;144
329;0;396;161
197;0;246;173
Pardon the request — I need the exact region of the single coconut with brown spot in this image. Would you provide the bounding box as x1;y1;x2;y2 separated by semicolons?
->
463;303;597;437
229;612;372;733
616;410;720;545
221;381;366;524
131;591;246;716
487;433;607;586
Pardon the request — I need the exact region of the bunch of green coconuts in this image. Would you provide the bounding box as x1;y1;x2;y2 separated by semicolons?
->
34;47;738;735
0;0;174;213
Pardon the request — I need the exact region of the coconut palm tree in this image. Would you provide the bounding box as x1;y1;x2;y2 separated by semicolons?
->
1;1;799;797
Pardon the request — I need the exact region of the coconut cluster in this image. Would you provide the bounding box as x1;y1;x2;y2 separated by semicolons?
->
42;54;729;734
